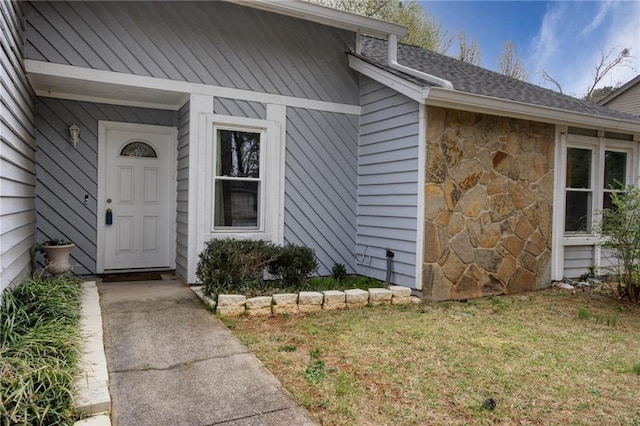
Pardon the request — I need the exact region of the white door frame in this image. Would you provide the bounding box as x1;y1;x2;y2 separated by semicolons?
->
97;121;178;273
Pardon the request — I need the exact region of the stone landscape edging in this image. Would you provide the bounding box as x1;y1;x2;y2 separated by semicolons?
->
190;285;420;316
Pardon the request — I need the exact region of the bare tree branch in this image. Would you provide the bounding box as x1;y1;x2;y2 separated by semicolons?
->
584;47;632;101
457;32;482;66
498;40;528;81
538;47;632;99
538;64;564;94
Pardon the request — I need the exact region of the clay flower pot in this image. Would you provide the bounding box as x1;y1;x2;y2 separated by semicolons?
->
41;242;75;275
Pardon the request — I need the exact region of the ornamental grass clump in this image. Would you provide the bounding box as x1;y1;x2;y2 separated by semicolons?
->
0;275;83;425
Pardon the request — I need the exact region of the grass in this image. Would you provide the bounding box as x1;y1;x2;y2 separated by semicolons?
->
226;286;640;425
0;275;83;425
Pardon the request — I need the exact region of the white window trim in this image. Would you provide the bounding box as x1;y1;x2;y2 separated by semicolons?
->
555;130;639;278
198;114;282;250
563;134;637;241
211;125;266;232
564;140;597;236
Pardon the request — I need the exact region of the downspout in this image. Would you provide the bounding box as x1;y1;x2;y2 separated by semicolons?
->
387;34;454;90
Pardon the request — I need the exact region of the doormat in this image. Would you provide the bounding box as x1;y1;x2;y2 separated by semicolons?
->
102;272;163;282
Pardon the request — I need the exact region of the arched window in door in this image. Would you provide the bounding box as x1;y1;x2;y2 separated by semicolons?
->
120;141;158;158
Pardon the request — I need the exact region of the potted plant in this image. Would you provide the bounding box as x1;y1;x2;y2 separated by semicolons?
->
34;239;75;275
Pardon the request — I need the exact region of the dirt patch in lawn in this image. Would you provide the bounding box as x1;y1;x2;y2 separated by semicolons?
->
224;286;640;425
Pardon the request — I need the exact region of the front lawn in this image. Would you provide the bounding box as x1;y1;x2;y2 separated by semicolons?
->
225;287;640;425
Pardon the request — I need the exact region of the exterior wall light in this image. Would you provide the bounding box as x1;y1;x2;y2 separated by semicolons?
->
69;123;80;148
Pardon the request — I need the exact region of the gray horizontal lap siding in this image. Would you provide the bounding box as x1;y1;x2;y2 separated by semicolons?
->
25;1;358;105
357;77;419;287
604;83;640;116
1;0;37;296
563;245;594;279
285;107;358;276
35;98;176;274
175;101;189;280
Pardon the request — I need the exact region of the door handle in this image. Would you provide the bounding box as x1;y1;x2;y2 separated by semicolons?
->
106;208;113;225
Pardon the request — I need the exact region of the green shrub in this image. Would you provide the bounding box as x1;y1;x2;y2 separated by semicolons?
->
0;275;83;425
268;244;318;289
331;263;347;281
196;238;278;296
598;186;640;304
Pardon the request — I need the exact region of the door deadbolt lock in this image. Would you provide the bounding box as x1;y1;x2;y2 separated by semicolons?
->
106;198;112;204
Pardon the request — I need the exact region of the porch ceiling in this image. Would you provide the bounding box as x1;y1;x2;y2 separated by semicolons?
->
28;73;189;111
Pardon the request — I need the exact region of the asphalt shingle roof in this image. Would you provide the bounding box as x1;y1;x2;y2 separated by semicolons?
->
359;36;640;124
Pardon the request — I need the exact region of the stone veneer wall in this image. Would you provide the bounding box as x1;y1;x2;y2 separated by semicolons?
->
422;107;554;301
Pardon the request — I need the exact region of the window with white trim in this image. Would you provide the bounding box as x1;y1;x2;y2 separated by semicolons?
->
565;147;593;233
202;114;282;242
564;129;636;237
213;127;263;230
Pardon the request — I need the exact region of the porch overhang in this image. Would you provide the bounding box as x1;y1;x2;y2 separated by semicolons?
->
27;61;189;111
25;60;361;115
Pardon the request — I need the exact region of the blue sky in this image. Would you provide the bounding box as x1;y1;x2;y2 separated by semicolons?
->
421;1;640;97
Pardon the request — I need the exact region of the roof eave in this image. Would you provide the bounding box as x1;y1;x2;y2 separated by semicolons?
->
226;0;408;37
349;56;640;133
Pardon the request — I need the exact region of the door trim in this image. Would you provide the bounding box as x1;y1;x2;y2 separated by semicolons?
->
97;121;178;273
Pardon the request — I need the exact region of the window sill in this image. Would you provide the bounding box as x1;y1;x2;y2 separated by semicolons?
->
206;231;273;242
562;235;598;246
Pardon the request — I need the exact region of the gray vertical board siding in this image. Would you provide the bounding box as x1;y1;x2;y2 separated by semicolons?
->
175;101;189;280
214;98;266;120
563;245;595;278
356;77;420;287
25;1;359;105
284;107;358;275
1;0;37;296
600;248;620;271
35;97;176;275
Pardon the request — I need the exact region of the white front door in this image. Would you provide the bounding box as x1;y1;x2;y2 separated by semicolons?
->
98;122;175;271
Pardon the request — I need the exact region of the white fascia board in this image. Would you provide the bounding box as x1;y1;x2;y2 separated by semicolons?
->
25;60;360;116
227;0;407;37
35;90;187;111
348;55;427;103
426;88;640;134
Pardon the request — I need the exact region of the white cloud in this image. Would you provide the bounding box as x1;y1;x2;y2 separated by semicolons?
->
527;1;640;98
581;0;612;36
531;2;566;66
599;1;640;88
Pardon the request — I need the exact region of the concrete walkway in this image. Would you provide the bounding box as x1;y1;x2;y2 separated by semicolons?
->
98;278;316;426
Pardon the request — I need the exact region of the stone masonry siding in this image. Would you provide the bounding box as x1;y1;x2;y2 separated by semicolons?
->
422;107;554;300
